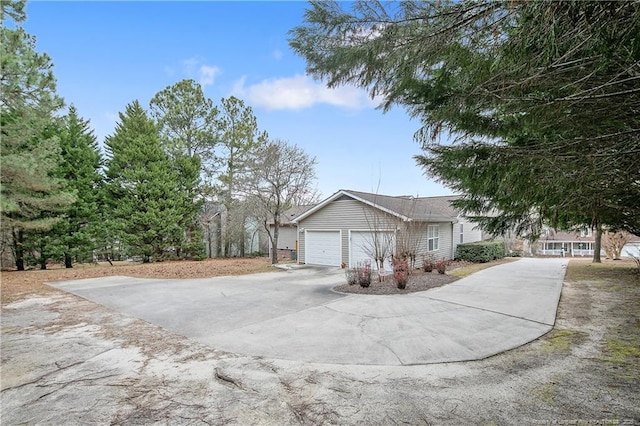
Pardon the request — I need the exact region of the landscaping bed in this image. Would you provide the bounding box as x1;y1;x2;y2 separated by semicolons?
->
333;258;513;295
333;269;459;295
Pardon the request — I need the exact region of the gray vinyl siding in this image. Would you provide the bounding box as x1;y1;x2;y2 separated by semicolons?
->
298;199;397;265
298;197;459;265
412;222;455;264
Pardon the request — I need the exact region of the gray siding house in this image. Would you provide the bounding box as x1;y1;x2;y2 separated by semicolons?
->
292;189;483;268
267;205;314;261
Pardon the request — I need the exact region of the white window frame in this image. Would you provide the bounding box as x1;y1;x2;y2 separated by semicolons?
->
427;225;439;252
459;223;464;244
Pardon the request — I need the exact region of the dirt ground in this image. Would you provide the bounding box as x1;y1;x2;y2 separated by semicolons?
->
1;258;639;425
0;257;273;304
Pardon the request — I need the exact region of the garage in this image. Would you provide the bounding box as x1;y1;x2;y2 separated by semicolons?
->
305;230;341;266
349;230;396;270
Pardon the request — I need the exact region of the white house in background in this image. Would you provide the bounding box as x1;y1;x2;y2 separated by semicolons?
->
537;228;640;258
291;189;483;268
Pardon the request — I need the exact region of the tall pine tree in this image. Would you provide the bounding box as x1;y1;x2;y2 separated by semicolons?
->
1;1;74;269
104;101;201;262
48;105;103;267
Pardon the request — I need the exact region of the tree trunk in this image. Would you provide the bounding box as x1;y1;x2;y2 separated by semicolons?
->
12;229;25;271
39;238;47;270
64;252;73;268
593;225;602;263
215;214;222;257
224;213;232;257
239;228;245;257
271;216;280;265
207;229;213;258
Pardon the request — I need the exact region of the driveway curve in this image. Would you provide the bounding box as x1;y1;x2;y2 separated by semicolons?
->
50;258;568;366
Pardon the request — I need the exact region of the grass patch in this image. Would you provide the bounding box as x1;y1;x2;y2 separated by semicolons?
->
565;258;639;287
566;259;640;380
448;257;518;279
541;329;587;353
532;382;558;405
602;337;640;364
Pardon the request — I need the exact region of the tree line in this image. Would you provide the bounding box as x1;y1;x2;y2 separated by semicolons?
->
1;1;317;270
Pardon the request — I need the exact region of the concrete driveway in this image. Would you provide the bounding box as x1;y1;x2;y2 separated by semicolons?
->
49;258;568;366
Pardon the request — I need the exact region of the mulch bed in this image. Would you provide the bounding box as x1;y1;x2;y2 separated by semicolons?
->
333;269;460;295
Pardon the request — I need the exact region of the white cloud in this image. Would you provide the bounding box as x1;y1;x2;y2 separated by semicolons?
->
231;74;378;110
198;65;221;87
180;58;221;87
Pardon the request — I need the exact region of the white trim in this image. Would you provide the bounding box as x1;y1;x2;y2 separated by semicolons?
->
343;193;411;222
427;224;440;252
292;190;411;223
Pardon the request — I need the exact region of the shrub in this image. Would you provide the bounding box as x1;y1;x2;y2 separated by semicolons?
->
421;254;435;272
345;268;358;285
456;241;506;263
392;256;409;289
356;260;372;287
435;258;447;274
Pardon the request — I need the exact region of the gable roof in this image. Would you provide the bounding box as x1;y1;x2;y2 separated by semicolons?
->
292;189;462;223
269;204;315;226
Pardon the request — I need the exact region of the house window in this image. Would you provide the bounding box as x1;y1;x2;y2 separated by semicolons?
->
459;224;464;244
579;228;591;238
427;225;439;251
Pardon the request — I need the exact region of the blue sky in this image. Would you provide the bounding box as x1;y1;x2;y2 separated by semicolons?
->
23;1;452;199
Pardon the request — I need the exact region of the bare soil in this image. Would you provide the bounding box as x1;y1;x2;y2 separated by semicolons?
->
2;258;639;424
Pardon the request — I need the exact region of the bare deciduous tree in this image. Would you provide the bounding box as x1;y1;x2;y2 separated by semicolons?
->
603;231;631;260
242;140;318;264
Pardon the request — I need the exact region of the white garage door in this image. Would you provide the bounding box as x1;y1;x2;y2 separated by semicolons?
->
305;231;341;266
349;231;396;270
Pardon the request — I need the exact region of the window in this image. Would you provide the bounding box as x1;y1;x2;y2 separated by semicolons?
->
579;228;591;238
459;224;464;244
427;225;439;251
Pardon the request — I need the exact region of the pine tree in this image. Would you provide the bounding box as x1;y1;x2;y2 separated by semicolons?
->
104;101;201;262
290;0;640;262
47;105;104;267
1;1;74;269
215;96;268;256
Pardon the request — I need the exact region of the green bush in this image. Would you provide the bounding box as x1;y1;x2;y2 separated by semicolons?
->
456;241;505;263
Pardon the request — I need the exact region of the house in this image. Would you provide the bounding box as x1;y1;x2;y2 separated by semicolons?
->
537;228;640;258
291;189;483;268
267;204;314;261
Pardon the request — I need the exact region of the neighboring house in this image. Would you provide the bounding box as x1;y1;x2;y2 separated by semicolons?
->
291;189;483;268
537;229;640;258
267;205;315;261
